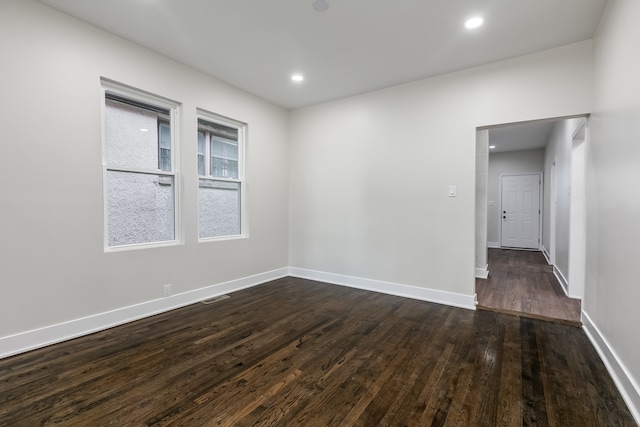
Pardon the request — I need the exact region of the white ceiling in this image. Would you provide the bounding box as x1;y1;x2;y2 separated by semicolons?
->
36;0;608;109
489;121;557;154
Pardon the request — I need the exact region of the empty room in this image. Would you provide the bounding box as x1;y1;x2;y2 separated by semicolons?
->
1;0;638;425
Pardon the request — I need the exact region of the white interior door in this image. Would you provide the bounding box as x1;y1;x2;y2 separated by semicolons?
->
500;174;541;249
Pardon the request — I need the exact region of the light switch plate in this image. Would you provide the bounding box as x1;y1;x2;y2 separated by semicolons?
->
448;185;457;197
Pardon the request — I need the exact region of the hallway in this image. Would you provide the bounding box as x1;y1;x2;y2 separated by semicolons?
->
476;248;581;325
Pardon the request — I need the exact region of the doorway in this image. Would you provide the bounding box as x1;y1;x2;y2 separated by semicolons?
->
475;116;588;323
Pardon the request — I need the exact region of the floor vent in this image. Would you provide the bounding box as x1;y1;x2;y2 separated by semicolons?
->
201;295;230;305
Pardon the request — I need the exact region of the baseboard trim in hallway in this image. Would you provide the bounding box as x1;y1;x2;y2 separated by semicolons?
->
553;265;570;296
475;265;489;279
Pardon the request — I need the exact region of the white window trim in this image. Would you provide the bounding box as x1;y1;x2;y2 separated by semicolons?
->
196;108;247;242
101;78;182;252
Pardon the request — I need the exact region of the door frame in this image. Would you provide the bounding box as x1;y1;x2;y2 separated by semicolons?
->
498;172;543;250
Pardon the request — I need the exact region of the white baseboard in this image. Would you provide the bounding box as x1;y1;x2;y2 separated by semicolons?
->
487;242;501;248
582;311;640;425
541;246;551;264
0;268;289;360
553;265;569;296
0;267;479;359
289;267;476;310
475;265;489;279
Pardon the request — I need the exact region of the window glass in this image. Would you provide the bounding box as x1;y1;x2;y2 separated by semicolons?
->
158;121;171;171
198;180;240;238
197;131;206;175
103;87;178;249
106;171;174;246
211;136;238;178
197;115;244;239
104;99;167;170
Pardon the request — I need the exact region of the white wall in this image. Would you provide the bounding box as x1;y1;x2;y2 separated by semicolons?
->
542;119;584;281
475;130;489;276
487;149;545;245
588;0;640;417
289;41;592;302
0;0;289;342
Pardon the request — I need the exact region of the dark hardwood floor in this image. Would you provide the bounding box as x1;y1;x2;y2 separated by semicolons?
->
476;249;582;326
0;277;634;426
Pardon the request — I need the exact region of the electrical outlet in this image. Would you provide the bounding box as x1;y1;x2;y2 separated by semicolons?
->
163;284;171;297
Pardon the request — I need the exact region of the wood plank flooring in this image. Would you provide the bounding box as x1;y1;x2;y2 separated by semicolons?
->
476;249;582;325
1;277;634;426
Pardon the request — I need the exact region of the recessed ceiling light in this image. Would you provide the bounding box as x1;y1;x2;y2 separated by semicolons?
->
291;74;304;82
140;128;149;132
489;145;496;149
312;0;329;12
464;17;484;29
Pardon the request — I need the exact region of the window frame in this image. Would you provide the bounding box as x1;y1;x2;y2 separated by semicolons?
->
101;78;182;252
196;109;247;242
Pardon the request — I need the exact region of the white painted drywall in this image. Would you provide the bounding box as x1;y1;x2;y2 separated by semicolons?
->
568;120;587;299
289;41;592;297
487;149;545;245
475;130;489;274
543;119;584;282
589;0;640;401
0;0;289;338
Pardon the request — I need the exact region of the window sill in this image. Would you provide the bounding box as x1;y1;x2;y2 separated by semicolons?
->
197;234;248;244
105;239;182;253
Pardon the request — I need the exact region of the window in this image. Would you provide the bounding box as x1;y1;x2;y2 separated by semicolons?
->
197;113;245;239
158;121;171;171
102;81;180;249
197;131;206;176
211;135;238;178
